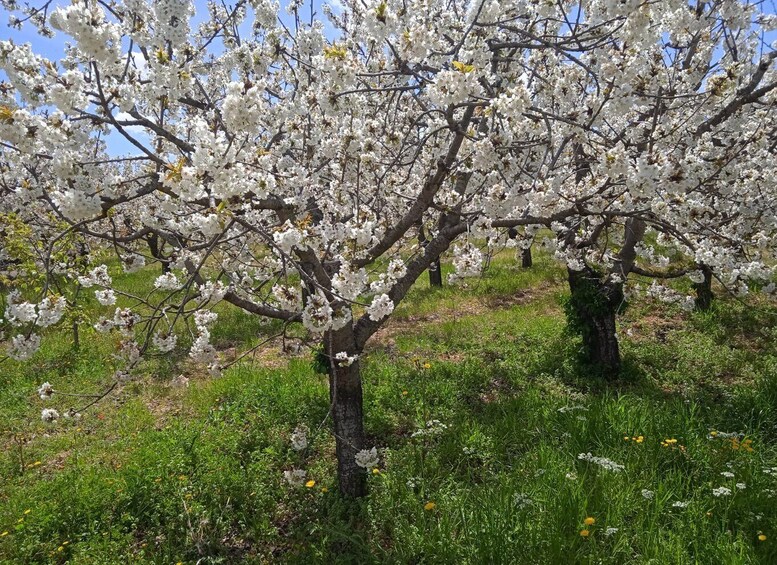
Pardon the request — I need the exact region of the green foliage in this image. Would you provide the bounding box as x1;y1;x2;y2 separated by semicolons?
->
2;251;777;563
311;344;330;375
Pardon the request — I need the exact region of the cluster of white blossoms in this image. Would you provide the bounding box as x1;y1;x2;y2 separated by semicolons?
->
198;281;227;303
4;291;67;329
334;352;358;367
428;67;484;107
301;293;333;333
450;244;484;282
290;425;309;451
645;282;696;312
411;420;449;438
283;468;307;487
38;381;54;400
712;486;732;497
189;310;218;373
152;331;177;353
577;453;625;473
354;447;379;470
95;289;116;306
366;294;394;322
154;272;181;291
78;265;112;288
41;407;60;423
8;333;41;361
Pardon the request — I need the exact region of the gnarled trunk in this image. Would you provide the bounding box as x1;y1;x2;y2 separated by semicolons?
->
694;265;714;311
325;324;366;497
567;268;622;376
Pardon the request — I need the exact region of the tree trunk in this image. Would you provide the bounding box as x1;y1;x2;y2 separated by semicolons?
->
147;234;170;273
325;324;367;497
521;247;533;268
428;257;443;287
567;268;622;376
418;223;442;287
694;265;714;311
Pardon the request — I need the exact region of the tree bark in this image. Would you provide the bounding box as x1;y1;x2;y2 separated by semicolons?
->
325;324;367;498
418;223;443;287
567;268;622;376
521;247;533;268
428;257;443;287
147;234;170;273
694;265;714;311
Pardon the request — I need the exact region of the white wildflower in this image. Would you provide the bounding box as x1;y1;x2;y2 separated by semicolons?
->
41;408;59;423
283;468;307;487
577;452;625;473
38;382;54;400
411;420;449;438
712;486;732;497
354;447;379;469
290;425;309;451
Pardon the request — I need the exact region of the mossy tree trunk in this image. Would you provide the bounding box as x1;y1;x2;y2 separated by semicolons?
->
566;267;623;376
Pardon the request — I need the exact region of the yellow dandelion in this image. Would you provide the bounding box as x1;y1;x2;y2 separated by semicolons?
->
583;517;595;525
57;546;64;552
372;468;381;475
758;534;767;542
321;487;329;493
636;436;644;443
424;501;437;511
580;529;590;537
23;509;31;515
305;480;316;488
402;390;408;396
623;436;630;441
423;363;431;369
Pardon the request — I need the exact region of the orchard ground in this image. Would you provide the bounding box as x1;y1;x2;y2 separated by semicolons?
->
2;251;777;564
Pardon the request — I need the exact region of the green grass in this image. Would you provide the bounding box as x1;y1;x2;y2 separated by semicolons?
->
2;252;777;563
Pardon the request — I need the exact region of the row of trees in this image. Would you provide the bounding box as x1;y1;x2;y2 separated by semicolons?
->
1;0;775;496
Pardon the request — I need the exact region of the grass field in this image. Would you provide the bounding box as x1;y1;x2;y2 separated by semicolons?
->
2;252;777;563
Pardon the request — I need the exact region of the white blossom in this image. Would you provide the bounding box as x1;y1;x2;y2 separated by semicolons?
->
354;447;379;469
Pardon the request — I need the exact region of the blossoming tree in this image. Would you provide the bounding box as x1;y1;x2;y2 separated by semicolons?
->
1;0;774;495
0;0;624;495
488;0;777;373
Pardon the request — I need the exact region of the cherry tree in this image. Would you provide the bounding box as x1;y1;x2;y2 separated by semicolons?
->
2;0;774;496
489;0;777;374
0;0;628;495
